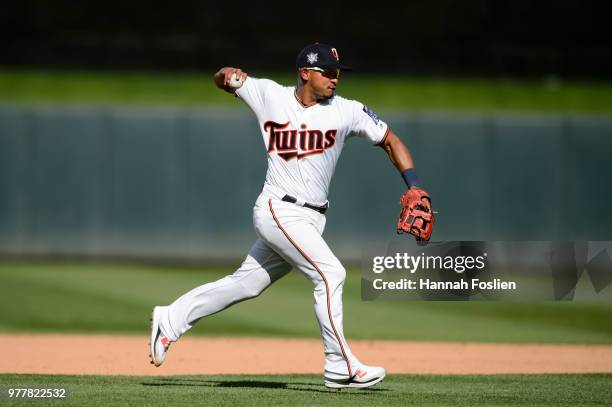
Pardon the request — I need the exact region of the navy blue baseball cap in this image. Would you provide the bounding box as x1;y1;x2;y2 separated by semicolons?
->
296;43;352;71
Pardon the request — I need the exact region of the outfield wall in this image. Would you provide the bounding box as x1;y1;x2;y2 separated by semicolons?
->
0;106;611;261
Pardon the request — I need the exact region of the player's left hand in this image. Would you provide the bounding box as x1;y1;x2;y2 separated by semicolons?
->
396;187;435;243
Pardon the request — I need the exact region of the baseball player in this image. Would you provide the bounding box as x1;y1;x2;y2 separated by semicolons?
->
150;43;432;389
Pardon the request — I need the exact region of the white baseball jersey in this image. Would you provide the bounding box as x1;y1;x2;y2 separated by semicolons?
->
236;77;389;205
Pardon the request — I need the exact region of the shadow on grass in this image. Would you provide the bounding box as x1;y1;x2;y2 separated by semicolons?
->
141;377;388;394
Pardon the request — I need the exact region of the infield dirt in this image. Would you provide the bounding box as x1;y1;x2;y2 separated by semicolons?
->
2;334;612;376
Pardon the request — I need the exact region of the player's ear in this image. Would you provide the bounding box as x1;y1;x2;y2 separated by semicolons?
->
298;68;310;83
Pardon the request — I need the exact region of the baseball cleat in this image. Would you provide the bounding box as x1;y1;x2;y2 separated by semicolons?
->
149;306;171;367
324;365;386;389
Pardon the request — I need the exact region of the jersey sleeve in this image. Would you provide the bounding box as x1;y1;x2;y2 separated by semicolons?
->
235;77;279;118
348;101;389;145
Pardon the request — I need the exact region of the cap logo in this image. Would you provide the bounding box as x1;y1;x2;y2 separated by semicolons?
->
306;52;318;64
331;48;339;61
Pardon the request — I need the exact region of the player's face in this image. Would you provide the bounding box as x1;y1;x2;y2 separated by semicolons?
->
306;68;340;99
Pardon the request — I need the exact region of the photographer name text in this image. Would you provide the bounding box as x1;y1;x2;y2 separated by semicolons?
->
372;278;517;291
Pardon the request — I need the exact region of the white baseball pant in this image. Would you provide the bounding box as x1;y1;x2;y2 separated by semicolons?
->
158;193;362;380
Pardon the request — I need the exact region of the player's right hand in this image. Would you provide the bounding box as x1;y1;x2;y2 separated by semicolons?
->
214;67;248;92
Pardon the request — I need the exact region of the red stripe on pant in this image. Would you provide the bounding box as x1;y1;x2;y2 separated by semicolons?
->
268;199;352;378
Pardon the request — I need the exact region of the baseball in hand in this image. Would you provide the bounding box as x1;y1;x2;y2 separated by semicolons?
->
228;73;245;89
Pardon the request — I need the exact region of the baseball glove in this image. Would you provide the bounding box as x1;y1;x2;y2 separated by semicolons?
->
397;187;435;243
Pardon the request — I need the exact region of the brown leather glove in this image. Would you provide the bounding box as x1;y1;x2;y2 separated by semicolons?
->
397;187;435;242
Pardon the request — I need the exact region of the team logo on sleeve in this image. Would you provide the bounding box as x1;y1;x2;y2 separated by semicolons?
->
362;105;380;124
264;121;337;161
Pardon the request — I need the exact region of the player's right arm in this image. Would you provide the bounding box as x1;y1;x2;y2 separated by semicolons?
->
213;67;248;93
214;68;282;119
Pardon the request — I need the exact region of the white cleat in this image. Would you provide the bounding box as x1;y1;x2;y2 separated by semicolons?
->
149;306;171;367
324;365;386;389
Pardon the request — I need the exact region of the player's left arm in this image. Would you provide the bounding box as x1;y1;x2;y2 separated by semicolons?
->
378;129;431;211
378;129;414;172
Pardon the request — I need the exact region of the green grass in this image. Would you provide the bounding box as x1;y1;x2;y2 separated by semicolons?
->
1;69;612;113
0;262;611;344
0;374;610;406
